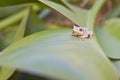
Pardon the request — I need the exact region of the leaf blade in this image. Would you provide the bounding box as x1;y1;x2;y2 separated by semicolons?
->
39;0;82;25
95;18;120;59
0;29;118;80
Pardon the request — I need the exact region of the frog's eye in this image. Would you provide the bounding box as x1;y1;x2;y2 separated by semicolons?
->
79;28;83;31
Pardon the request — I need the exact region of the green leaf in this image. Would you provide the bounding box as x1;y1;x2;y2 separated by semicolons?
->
0;7;29;80
87;0;105;29
0;29;118;80
13;7;30;42
38;0;105;29
61;0;89;26
0;68;14;80
39;0;83;26
0;0;38;7
0;5;24;19
95;18;120;59
0;8;30;30
61;0;105;29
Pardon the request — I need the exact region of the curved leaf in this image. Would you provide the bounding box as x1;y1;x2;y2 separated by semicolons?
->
95;18;120;59
61;0;88;26
0;68;14;80
39;0;83;26
87;0;105;29
39;0;105;29
0;29;118;80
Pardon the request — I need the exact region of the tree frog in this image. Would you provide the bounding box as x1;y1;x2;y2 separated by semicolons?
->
72;25;93;38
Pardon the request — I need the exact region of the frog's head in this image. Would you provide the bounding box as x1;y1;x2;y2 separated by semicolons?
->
73;25;83;34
